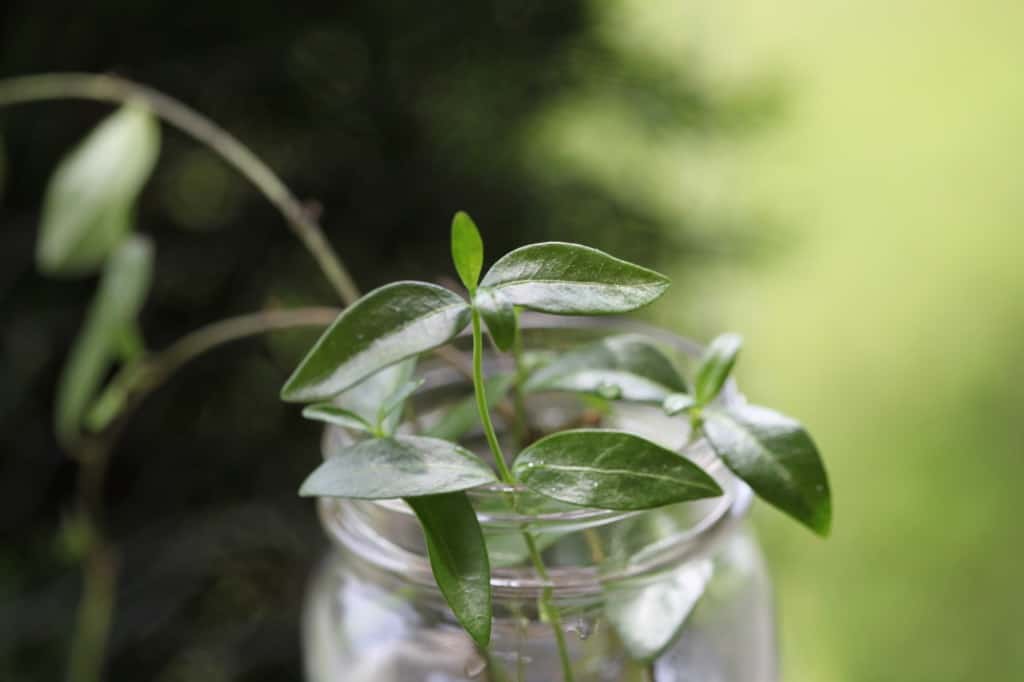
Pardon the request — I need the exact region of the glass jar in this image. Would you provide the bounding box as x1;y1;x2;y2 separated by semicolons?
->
303;318;778;682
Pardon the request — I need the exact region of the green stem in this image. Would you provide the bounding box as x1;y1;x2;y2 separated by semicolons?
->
469;308;576;682
0;72;360;305
471;308;515;483
137;307;340;394
0;73;364;682
65;536;116;682
64;307;338;682
687;409;703;447
522;534;576;682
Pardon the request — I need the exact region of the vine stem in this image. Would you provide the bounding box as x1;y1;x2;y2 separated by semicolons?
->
0;73;361;682
63;307;338;682
133;307;339;396
0;72;360;305
469;308;576;682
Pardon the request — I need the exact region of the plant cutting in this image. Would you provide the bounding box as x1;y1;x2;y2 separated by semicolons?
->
2;72;831;682
285;212;831;680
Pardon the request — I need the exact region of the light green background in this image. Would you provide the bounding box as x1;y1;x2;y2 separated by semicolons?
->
557;1;1024;680
681;2;1022;680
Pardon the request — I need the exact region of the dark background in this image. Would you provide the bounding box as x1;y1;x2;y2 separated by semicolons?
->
0;3;768;680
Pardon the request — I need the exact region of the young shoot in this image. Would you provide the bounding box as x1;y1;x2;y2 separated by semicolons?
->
281;212;832;681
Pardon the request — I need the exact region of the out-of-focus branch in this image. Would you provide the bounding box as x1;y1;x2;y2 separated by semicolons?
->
0;72;360;305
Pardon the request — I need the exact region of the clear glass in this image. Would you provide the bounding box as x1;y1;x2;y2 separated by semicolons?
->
303;317;778;682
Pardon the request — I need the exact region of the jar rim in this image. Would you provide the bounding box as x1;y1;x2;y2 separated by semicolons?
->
316;316;753;596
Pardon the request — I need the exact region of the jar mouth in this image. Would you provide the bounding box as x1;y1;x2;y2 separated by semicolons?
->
319;471;752;596
315;315;752;596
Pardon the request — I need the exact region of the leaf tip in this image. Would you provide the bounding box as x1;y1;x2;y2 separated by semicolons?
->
297;473;318;498
279;372;311;403
468;617;492;649
808;496;832;538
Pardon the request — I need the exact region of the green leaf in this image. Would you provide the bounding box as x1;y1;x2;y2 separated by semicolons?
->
36;105;160;276
662;393;696;416
281;282;470;402
702;405;831;536
406;493;492;647
332;358;416;437
694;333;742;405
451;211;484;294
512;429;723;510
524;334;687;403
474;287;516;352
479;242;669;314
299;434;496;499
377;378;425;427
606;560;712;662
425;373;515;442
301;404;373;433
55;236;154;446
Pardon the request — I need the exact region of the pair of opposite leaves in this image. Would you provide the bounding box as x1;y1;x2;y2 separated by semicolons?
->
282;213;730;515
281;214;831;651
32;106;161;445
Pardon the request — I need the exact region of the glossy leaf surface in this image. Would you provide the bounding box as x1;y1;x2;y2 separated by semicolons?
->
406;493;492;647
451;211;484;294
55;236;153;445
474;287;516;352
37;105;160;275
299;435;496;499
694;333;742;405
702;405;831;536
524;334;687;402
606;560;712;662
513;429;722;510
301;404;372;433
479;242;669;314
281;282;470;402
425;373;514;442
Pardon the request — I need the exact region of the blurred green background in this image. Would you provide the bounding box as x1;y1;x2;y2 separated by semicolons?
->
660;3;1024;681
2;1;1021;681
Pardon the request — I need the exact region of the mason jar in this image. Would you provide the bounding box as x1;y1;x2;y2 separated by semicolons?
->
302;318;778;682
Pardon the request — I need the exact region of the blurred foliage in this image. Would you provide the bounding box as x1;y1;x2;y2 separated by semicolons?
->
9;1;1022;681
651;2;1024;681
0;1;773;680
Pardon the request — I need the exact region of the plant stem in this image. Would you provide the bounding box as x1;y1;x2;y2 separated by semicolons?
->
469;308;576;682
0;73;362;682
62;307;338;682
132;307;339;396
65;534;116;682
470;308;515;484
522;534;576;682
65;435;117;682
0;72;360;305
